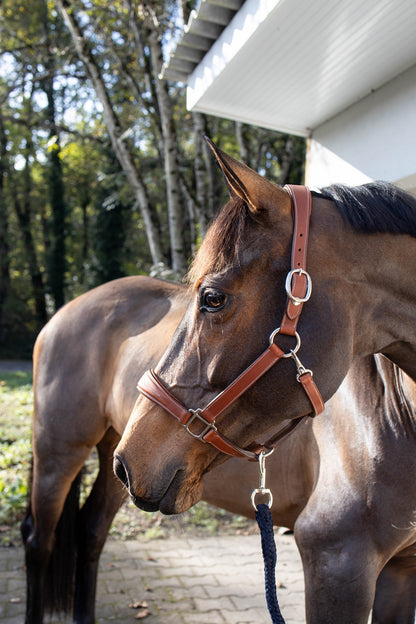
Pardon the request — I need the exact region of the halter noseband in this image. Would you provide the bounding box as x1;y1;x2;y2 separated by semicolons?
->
137;185;324;461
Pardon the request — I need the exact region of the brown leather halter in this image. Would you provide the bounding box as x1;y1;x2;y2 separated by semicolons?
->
137;185;325;461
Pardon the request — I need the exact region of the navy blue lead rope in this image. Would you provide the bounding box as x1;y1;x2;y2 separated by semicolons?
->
255;503;286;624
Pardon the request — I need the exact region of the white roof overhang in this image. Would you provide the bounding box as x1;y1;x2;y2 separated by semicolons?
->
163;0;416;136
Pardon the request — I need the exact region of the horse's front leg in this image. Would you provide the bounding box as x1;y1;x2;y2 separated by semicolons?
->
295;517;380;624
372;556;416;624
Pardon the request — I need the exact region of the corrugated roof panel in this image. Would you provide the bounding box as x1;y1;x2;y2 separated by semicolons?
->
196;3;236;24
160;0;244;82
164;0;416;134
173;44;206;63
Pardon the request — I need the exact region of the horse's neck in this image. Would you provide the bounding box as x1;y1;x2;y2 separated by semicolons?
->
382;341;416;383
365;236;416;381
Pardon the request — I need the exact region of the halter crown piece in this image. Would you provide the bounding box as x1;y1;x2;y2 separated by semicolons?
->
137;185;325;461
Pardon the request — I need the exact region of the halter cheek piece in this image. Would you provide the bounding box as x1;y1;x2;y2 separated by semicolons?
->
137;185;325;461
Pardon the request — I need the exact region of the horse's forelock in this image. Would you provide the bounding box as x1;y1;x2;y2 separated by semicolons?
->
188;196;254;286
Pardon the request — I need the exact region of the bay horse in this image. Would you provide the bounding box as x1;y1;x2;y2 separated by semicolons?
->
114;140;416;520
23;276;416;623
204;353;416;624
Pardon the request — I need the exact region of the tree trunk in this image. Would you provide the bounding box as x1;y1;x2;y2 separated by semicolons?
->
123;6;164;170
134;2;187;275
278;135;296;184
0;110;11;343
56;0;165;269
40;0;66;311
14;111;48;327
192;113;210;239
80;194;90;288
14;185;48;328
179;177;196;255
236;121;250;164
46;140;66;310
202;119;217;222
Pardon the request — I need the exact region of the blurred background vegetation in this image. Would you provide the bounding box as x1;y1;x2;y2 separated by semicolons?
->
0;370;32;543
0;0;305;359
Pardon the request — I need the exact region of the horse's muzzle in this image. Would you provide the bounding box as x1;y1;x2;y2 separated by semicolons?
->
113;453;192;514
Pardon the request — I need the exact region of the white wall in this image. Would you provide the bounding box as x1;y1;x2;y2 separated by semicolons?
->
307;63;416;194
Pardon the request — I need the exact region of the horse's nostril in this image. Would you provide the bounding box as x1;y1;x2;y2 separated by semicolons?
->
113;455;130;489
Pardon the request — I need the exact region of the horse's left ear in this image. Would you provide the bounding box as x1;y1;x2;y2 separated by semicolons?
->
204;136;287;214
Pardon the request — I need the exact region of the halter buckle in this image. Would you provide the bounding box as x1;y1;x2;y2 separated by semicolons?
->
285;268;312;305
185;408;217;441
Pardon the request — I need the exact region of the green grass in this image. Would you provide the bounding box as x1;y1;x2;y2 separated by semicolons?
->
0;371;33;544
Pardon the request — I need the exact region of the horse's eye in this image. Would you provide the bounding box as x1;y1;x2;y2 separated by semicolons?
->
200;290;227;312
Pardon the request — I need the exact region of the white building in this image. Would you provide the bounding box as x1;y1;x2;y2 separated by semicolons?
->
163;0;416;194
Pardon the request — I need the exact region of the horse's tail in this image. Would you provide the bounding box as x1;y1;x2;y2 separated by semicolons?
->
21;468;82;615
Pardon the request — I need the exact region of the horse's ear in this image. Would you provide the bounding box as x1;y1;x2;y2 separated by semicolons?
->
204;136;285;214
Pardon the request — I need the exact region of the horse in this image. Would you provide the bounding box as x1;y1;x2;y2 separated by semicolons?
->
204;353;416;624
22;276;188;624
23;276;416;624
113;139;416;522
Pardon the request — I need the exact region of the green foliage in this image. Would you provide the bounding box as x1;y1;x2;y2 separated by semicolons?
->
0;371;33;544
0;0;306;357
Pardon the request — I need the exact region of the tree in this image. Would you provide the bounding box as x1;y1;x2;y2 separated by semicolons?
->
136;1;187;274
0;0;306;357
11;116;48;326
56;0;166;270
0;109;11;344
40;0;67;311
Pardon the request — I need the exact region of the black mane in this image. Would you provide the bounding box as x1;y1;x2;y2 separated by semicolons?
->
316;182;416;237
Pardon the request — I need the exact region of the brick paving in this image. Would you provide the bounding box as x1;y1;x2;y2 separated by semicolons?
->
1;532;305;624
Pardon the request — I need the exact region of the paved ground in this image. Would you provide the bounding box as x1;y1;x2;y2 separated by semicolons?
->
0;361;32;373
1;532;305;624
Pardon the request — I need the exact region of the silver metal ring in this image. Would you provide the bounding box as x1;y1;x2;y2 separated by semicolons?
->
260;448;275;460
285;269;312;305
251;488;273;510
269;327;301;357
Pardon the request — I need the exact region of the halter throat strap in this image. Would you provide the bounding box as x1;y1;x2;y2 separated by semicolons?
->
137;185;324;461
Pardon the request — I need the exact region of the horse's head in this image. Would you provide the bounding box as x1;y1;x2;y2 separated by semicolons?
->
114;140;358;514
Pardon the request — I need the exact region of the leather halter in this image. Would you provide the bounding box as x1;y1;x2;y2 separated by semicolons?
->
137;185;325;461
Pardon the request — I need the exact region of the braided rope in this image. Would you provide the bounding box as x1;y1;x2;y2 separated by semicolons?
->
255;503;286;624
